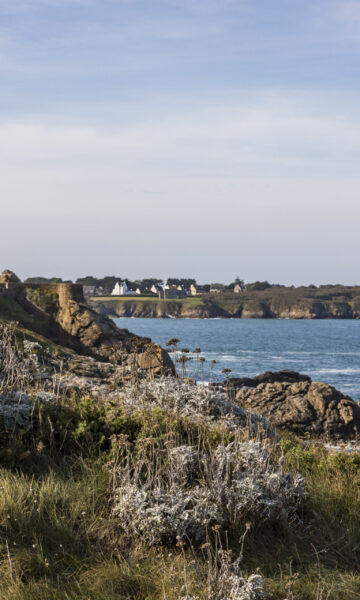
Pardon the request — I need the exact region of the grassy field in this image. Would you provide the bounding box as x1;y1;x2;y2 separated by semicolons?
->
1;322;360;599
0;392;359;599
91;296;204;304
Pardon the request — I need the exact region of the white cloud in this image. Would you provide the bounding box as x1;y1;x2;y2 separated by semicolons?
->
1;91;360;283
0;92;359;175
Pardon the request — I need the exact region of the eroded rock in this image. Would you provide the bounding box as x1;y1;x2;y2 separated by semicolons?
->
236;377;360;440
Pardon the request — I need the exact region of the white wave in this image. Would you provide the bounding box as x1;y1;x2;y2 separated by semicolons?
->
314;368;360;375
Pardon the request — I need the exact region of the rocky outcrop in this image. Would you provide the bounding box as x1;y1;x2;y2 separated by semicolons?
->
220;370;311;390
235;373;360;440
0;269;20;285
52;283;173;373
0;270;174;376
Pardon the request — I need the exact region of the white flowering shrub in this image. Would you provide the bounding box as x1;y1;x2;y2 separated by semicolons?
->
180;553;267;600
0;390;59;430
209;555;266;600
112;440;304;546
0;323;42;392
116;377;272;435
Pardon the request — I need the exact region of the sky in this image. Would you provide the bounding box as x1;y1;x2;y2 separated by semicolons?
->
1;0;360;285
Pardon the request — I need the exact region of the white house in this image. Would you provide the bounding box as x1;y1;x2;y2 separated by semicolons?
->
210;283;225;294
111;281;129;296
190;284;206;296
151;284;163;295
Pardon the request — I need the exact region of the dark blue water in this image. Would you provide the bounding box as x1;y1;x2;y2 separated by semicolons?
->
114;318;360;400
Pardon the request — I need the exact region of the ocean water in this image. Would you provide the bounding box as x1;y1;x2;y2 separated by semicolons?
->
114;318;360;401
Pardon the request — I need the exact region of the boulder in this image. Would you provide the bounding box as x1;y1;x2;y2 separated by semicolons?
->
217;370;311;391
235;377;360;440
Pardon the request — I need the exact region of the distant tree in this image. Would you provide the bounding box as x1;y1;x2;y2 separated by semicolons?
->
76;276;99;286
246;281;272;291
166;278;181;287
180;278;196;288
202;284;210;292
125;279;139;291
228;277;246;291
141;278;164;289
25;277;64;284
166;278;196;289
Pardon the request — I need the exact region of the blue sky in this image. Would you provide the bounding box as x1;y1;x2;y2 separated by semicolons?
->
1;0;360;284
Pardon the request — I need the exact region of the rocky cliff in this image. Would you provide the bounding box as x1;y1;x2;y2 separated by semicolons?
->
91;285;360;319
0;271;173;375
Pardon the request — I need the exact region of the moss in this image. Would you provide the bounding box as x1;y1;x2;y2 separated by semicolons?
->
24;287;60;316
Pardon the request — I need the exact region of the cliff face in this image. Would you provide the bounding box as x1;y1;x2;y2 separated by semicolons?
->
0;273;173;375
91;287;360;319
95;298;228;319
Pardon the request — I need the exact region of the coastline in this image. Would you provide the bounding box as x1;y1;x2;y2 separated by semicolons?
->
89;287;360;319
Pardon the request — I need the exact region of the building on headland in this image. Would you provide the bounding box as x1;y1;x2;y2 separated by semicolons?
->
83;285;104;297
164;287;187;299
150;284;163;295
135;286;157;296
210;283;225;294
190;284;207;296
111;281;136;296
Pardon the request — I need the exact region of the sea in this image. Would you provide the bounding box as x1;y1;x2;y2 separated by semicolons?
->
114;318;360;401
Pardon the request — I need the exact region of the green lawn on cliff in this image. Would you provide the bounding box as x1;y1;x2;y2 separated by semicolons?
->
91;296;204;305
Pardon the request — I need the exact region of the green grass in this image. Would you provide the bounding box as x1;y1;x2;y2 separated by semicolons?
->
0;395;360;599
91;296;203;303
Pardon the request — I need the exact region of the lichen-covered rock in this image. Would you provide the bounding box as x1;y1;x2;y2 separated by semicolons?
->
236;378;360;440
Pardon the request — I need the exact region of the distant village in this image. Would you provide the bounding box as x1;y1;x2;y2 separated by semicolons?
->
81;277;247;299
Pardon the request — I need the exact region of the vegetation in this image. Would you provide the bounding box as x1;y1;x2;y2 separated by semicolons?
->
91;284;360;319
93;296;203;304
0;324;360;598
0;398;360;598
24;277;67;284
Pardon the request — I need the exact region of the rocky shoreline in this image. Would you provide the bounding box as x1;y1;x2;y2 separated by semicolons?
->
1;270;360;442
1;272;360;597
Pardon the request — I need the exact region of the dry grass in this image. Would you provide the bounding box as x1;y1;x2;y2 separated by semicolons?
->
0;323;360;598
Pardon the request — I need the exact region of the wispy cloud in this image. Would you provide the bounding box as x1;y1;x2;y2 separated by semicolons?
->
1;1;360;282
